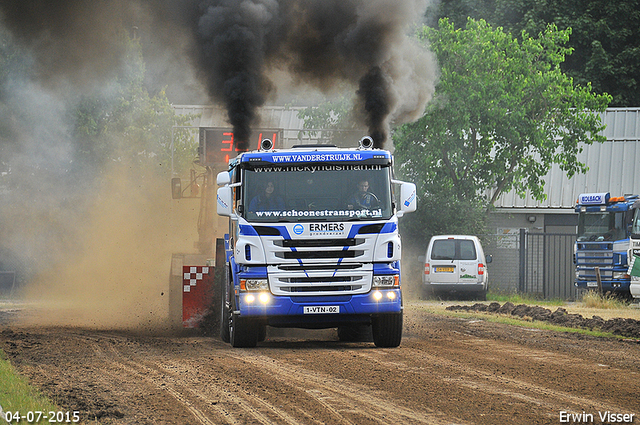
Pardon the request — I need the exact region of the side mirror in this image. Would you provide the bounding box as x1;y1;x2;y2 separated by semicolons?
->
399;182;417;214
217;186;234;217
171;178;182;199
217;171;231;186
486;254;493;264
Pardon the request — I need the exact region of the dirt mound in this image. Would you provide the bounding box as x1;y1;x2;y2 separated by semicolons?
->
445;302;640;339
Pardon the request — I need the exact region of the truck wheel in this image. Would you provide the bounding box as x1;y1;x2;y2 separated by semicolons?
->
371;313;403;348
257;324;267;342
229;312;258;348
338;325;373;342
219;279;231;343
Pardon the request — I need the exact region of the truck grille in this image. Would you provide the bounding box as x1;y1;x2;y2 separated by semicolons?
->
286;285;359;293
277;250;364;259
264;232;377;295
277;264;361;271
578;269;613;279
267;264;372;296
576;242;614;280
270;237;366;261
284;276;354;283
275;238;361;247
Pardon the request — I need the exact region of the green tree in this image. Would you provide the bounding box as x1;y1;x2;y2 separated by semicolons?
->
394;18;610;241
432;0;640;106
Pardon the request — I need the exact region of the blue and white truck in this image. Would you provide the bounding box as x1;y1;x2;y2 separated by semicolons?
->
574;192;639;296
627;199;640;299
215;137;416;347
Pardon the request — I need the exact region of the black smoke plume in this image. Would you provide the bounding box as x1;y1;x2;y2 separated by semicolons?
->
0;0;436;149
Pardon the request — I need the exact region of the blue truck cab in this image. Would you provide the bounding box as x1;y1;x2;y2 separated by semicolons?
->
215;137;416;347
574;192;639;296
628;200;640;299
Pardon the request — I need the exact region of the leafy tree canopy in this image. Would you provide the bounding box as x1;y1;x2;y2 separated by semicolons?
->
394;18;610;240
432;0;640;106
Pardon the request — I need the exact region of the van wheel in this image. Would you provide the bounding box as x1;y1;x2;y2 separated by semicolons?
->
421;285;434;300
372;313;402;348
475;290;487;301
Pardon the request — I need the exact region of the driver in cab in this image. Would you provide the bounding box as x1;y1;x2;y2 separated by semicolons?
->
347;179;380;210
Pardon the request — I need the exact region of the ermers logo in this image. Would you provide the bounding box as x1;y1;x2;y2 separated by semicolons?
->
309;222;345;236
310;223;344;232
293;224;304;235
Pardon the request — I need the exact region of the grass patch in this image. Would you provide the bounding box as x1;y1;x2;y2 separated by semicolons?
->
581;290;630;309
486;290;565;306
412;303;622;339
0;349;59;423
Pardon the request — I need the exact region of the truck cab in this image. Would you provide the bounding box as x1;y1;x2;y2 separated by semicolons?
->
216;138;416;347
574;192;638;296
628;202;640;298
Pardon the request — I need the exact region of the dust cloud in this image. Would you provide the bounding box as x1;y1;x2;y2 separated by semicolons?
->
0;0;438;331
17;161;200;332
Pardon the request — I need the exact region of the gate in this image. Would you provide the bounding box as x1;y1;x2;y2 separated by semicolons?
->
0;271;16;298
518;230;577;300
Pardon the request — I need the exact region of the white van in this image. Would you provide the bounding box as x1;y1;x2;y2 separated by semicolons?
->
422;235;492;300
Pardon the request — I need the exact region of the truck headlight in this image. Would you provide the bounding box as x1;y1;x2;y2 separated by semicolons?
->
613;272;630;280
241;278;269;291
373;275;399;287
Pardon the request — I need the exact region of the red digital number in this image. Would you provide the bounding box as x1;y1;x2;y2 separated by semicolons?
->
220;132;233;152
257;132;277;147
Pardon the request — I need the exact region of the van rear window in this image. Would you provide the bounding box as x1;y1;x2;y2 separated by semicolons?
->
431;240;477;260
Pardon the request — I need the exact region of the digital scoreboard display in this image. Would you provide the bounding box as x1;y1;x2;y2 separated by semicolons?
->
199;127;284;166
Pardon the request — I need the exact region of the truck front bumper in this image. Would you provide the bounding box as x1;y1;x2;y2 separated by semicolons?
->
574;279;630;294
236;288;402;322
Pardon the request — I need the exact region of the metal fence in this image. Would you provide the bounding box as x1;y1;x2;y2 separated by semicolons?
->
0;271;16;298
480;230;578;300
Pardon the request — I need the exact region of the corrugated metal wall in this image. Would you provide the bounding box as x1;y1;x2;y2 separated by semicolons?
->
495;107;640;209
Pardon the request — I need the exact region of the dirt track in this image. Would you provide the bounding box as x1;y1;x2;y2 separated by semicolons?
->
1;303;640;425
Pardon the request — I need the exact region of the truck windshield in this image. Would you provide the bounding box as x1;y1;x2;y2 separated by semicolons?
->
632;209;640;237
577;211;627;242
242;164;393;222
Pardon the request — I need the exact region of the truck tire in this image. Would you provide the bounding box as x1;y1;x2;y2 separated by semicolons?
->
219;278;231;343
371;313;403;348
257;324;267;342
230;312;258;347
337;324;373;342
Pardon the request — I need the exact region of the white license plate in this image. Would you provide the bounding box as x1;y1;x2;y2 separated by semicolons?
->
587;282;598;287
303;306;339;314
